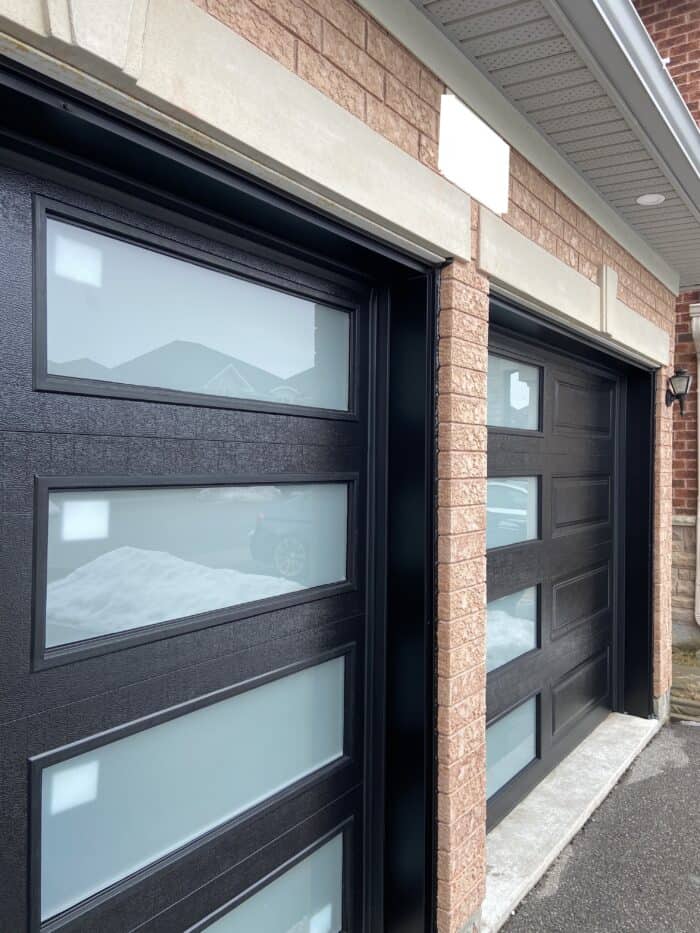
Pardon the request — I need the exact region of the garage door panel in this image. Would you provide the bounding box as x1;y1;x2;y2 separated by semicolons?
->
2;622;365;931
24;767;362;933
487;654;543;716
487;326;622;827
2;615;365;758
0;428;366;480
0;597;367;725
0;175;369;440
544;622;611;681
486;433;544;464
487;537;612;597
551;648;611;739
546;434;615;460
0;161;380;930
551;474;612;536
138;791;362;933
551;373;615;437
551;560;611;638
0;387;365;448
487;622;611;717
487;551;546;601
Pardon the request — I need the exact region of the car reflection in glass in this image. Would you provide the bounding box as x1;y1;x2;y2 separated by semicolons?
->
250;489;315;583
486;478;536;548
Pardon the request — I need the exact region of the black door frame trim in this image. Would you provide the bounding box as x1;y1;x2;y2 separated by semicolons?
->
32;472;360;669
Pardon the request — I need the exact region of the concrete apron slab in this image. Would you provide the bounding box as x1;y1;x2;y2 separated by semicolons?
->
482;712;660;933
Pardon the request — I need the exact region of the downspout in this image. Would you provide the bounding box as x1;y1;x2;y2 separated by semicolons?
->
690;303;700;627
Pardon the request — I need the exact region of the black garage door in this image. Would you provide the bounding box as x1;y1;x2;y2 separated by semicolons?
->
486;324;625;826
0;164;381;931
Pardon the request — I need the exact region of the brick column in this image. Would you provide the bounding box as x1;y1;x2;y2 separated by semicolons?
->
654;366;674;705
435;258;489;933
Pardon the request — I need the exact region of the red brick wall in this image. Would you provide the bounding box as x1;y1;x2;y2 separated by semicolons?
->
633;0;700;124
673;291;700;515
634;0;699;663
635;1;699;656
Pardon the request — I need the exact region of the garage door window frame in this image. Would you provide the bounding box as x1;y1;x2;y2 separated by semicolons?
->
33;196;361;422
487;348;544;436
29;643;358;929
32;472;360;670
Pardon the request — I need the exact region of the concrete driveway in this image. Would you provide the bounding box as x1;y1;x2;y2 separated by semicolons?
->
503;722;700;933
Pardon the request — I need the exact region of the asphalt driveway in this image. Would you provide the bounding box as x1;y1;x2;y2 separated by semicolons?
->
503;722;700;933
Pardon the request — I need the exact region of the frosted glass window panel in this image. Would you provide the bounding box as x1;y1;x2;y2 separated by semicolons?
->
487;587;537;672
45;219;350;411
486;697;537;798
487;354;540;430
40;657;345;920
487;477;538;549
44;483;347;648
205;835;343;933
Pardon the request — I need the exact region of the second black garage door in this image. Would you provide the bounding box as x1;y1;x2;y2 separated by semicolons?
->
485;321;625;826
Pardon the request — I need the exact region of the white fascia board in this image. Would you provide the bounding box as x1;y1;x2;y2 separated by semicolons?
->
0;0;471;265
356;0;680;295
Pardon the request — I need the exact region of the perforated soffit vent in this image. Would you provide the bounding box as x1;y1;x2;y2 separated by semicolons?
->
418;0;700;290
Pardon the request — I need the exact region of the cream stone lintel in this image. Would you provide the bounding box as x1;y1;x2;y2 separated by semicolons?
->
0;0;471;264
478;207;670;368
689;302;700;627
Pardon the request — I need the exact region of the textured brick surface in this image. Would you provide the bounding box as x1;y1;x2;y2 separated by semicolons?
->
505;150;677;336
655;366;675;696
436;260;489;933
204;0;444;167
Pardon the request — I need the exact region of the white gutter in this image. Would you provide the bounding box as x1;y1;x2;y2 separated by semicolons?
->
358;0;681;294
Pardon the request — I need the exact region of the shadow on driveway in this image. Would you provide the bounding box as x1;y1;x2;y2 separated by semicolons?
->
503;723;700;933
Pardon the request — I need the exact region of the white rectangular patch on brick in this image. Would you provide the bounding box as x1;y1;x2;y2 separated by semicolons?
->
439;93;510;216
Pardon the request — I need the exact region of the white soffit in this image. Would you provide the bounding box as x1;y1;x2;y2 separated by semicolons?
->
0;0;471;264
358;0;691;294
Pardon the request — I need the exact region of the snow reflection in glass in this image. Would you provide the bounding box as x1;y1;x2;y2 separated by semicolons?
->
45;483;348;647
486;587;537;673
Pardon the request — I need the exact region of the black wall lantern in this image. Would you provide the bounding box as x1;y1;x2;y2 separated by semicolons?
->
666;367;692;414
